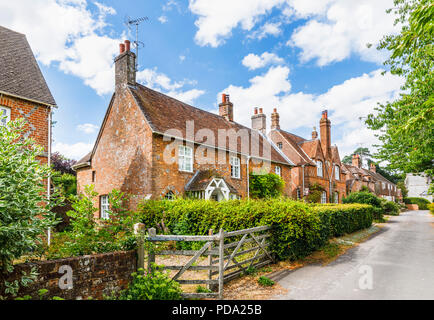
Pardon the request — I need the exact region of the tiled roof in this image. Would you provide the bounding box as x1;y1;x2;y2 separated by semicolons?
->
345;164;396;186
75;152;91;167
0;26;56;106
129;84;289;164
298;140;320;159
185;170;238;194
273;129;314;166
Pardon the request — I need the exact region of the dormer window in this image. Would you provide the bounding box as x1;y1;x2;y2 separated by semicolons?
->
317;160;323;177
0;106;11;126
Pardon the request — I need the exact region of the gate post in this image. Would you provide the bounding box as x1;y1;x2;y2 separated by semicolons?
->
147;228;157;273
218;228;225;300
134;223;146;271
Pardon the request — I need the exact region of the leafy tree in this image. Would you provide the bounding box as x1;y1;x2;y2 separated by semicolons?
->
52;172;77;196
51;152;76;176
396;181;409;198
342;147;372;165
249;173;284;199
365;0;434;178
0;119;58;296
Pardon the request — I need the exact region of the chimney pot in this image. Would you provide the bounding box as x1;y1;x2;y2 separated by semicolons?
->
219;94;233;121
273;108;277;113
125;40;131;52
119;43;126;54
259;108;263;114
254;107;258;115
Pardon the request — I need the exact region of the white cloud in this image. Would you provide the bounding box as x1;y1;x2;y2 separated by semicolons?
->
242;52;285;70
53;141;93;160
158;15;168;24
137;68;205;104
220;67;403;155
179;55;186;62
287;0;399;65
248;22;282;40
77;123;99;134
189;0;286;47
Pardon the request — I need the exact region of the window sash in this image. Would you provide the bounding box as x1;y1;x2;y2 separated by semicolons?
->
321;191;327;204
101;196;110;219
178;145;193;172
0;106;11;126
335;166;340;180
317;161;323;177
230;156;240;178
275;166;281;177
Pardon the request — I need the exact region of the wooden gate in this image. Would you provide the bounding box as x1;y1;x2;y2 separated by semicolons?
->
135;224;274;300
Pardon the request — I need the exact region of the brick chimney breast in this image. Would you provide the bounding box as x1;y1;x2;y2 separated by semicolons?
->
320;110;331;158
370;163;376;173
251;107;266;134
219;94;234;121
352;154;361;168
271;108;280;130
115;40;136;92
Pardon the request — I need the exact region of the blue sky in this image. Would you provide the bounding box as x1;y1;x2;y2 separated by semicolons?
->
0;0;404;160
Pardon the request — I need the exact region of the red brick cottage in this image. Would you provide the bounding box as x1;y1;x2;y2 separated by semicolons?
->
0;26;57;167
73;41;293;217
268;110;347;203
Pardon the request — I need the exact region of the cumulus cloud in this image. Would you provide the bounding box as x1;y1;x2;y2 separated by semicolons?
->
77;123;99;134
287;0;398;65
242;52;285;70
53;141;93;160
189;0;285;47
248;22;282;40
220;67;403;155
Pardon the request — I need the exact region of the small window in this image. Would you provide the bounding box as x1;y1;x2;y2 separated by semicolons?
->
335;165;340;180
277;142;283;149
317;161;323;177
178;145;193;172
92;171;96;183
230;156;240;179
296;188;301;200
334;192;339;204
164;191;175;200
229;194;240;200
321;191;327;204
275;166;281;177
0;106;11;126
100;195;110;219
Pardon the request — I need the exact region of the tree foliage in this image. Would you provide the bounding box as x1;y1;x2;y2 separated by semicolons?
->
50;152;76;176
365;0;434;177
0;119;58;284
249;173;285;199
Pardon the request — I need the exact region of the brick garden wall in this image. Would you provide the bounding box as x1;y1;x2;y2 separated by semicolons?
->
1;251;137;300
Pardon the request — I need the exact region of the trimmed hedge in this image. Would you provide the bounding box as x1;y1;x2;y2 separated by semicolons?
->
343;191;384;220
404;197;431;210
428;203;434;215
137;199;373;261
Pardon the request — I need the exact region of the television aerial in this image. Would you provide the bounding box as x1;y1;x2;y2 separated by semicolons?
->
124;15;149;71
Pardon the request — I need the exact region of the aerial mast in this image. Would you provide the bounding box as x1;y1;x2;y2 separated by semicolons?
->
125;16;149;71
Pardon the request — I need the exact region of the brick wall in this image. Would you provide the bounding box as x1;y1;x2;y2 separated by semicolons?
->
1;94;50;155
0;251;136;300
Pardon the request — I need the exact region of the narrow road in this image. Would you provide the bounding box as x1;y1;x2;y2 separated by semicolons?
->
272;210;434;300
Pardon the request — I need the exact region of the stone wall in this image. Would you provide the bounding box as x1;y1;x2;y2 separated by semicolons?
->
1;250;136;300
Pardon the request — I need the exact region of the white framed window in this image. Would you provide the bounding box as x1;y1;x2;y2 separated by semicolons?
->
230;156;240;179
321;191;327;204
178;145;193;172
277;142;283;149
317;160;323;177
0;106;11;126
275;166;281;177
335;165;340;180
164;191;175;200
100;195;110;220
334;192;339;204
229;194;241;200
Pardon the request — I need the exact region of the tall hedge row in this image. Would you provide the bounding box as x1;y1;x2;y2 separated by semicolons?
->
137;199;373;261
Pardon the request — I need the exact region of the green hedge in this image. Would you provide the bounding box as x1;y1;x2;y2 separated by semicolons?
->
137;199;373;261
404;197;431;210
343;191;384;220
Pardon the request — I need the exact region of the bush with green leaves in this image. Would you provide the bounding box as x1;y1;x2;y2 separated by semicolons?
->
428;203;434;215
343;191;384;220
306;183;325;203
380;199;401;216
117;268;183;300
137;198;373;261
403;197;430;210
0;118;59;297
249;172;284;199
47;186;138;259
257;276;274;287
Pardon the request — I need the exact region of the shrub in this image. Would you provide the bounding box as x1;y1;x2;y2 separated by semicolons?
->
343;191;384;220
137;198;373;261
257;276;275;287
249;173;284;199
118;268;182;300
380;199;400;216
428;203;434;215
306;183;325;203
404;197;430;210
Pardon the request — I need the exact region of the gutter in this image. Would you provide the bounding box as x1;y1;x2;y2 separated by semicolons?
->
0;90;57;109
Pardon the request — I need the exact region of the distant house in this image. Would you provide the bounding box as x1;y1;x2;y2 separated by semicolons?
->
73;40;292;217
268;110;347;203
0;26;57;165
343;155;401;202
405;174;432;202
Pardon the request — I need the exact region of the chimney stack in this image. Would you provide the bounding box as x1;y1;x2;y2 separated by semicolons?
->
251;107;266;134
370;163;376;173
352;154;361;168
219;94;234;121
320;110;331;158
271;108;280;130
115;40;136;92
312;126;318;139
